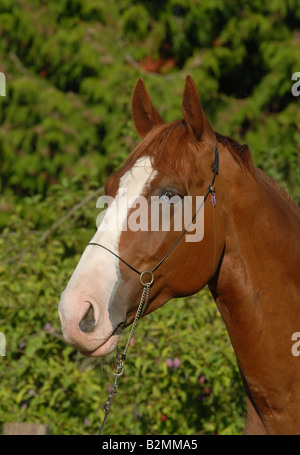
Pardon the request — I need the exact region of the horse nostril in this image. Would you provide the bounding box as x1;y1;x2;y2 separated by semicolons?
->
79;303;96;333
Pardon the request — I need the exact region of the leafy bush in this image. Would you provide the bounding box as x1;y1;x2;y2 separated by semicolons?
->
0;0;299;435
0;184;245;435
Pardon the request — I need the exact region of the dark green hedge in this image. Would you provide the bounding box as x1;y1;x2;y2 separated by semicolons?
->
0;0;299;435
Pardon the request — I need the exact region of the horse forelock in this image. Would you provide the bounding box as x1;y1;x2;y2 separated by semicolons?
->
122;120;205;190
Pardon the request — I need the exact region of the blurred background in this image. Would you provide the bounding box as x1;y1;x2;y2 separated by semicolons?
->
0;0;299;435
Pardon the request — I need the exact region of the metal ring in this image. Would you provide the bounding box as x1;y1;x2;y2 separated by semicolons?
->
114;370;124;378
140;271;154;286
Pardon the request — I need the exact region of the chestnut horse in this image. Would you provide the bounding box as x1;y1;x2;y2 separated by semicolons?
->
59;76;300;435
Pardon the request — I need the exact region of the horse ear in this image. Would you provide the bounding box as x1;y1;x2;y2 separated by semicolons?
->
132;78;164;138
182;75;215;143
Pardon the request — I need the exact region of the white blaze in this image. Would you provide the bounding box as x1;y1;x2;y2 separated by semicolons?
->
59;157;156;355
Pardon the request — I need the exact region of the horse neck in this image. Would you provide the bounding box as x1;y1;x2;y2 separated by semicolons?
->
209;162;300;426
214;164;300;328
212;161;300;316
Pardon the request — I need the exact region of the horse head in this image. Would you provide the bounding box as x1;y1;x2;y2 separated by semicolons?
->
58;76;225;356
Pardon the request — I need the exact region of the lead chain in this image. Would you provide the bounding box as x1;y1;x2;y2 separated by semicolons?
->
98;272;154;435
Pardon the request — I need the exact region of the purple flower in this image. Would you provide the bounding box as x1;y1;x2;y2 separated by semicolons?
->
166;357;181;369
198;374;206;384
44;322;55;334
173;357;181;368
166;358;174;368
28;389;38;396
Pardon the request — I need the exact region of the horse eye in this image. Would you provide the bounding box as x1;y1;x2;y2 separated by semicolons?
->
159;190;181;204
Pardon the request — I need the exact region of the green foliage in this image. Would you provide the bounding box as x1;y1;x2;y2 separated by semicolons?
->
0;0;299;436
0;184;245;435
0;202;245;435
103;293;245;435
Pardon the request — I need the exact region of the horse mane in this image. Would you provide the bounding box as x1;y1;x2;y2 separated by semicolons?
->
257;168;300;213
215;132;299;212
214;132;255;175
